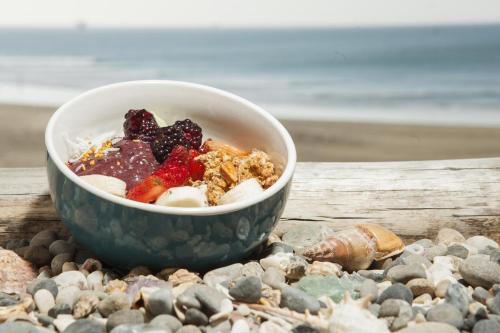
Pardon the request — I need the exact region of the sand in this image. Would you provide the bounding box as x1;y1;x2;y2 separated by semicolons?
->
1;103;500;167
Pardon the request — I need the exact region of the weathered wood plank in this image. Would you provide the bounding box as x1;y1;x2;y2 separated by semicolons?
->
0;159;499;244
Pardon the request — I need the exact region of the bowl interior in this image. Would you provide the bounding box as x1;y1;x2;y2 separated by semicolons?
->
47;81;293;212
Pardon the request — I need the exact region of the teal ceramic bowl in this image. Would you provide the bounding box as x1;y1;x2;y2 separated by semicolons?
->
45;80;296;271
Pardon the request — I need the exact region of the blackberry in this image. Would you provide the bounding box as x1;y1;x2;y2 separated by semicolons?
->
173;119;203;150
123;109;159;142
150;126;190;163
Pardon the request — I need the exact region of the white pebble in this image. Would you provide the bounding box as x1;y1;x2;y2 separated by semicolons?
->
259;253;293;271
34;289;55;314
52;271;88;289
232;319;250;333
259;321;288;333
466;236;498;252
87;270;104;291
405;244;425;256
53;314;75;332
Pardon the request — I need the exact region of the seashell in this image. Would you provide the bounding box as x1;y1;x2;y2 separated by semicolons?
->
80;174;126;197
203;139;248;156
219;178;264;205
326;294;390;333
155;185;208;207
0;296;33;323
302;224;404;271
0;249;37;294
168;269;202;287
306;261;342;277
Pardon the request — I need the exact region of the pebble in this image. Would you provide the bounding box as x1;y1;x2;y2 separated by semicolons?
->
52;270;88;289
106;309;144;332
425;245;448;262
64;318;105;333
229;276;262;303
232;319;250;333
87;270;104;290
413;293;432;305
30;230;58;248
193;285;228;315
259;252;293;271
414;239;434;248
358;269;384;282
97;292;130;317
0;293;20;306
261;267;286;289
0;322;50;333
402;253;432;268
397;322;459;333
406;278;435;297
392;301;414;331
149;314;182;332
81;258;103;273
435;228;465;246
56;285;81;308
203;263;243;287
386;264;427;283
435;280;451;298
447;244;469;259
34;288;55;314
466;236;499;253
48;302;72;318
473;319;500;333
37;313;55;326
279;285;320;314
51;252;73;275
379;299;403;317
145;288;173;316
49;239;76;256
459;255;500;288
285;255;308;280
27;278;59;298
368;303;380;317
63;261;79;272
472;287;492;304
177;293;201;310
53;314;76;332
359;279;378;301
445;283;468;315
184;308;209;326
486;294;500;315
267;242;294;255
73;292;100;319
404;243;425;256
177;325;202;333
377;283;413;305
426;303;464;329
24;245;51;266
259;320;288;333
306;261;342;277
241;261;264;278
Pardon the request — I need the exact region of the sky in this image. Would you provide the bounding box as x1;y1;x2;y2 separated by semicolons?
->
1;0;500;28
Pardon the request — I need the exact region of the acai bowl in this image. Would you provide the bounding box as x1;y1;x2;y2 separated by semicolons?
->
45;80;296;270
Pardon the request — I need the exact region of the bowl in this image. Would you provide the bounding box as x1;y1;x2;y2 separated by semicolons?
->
45;80;296;271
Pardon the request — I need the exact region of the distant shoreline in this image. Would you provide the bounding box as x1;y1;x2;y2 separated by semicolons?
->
2;102;500;167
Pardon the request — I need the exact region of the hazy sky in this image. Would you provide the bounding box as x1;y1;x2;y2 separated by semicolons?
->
1;0;500;28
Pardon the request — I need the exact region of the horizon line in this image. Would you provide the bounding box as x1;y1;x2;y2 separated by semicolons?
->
1;21;500;30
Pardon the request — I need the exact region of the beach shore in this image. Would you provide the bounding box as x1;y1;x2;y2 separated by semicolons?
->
2;103;500;167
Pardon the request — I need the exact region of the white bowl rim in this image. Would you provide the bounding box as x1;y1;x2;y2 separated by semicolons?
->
45;80;297;216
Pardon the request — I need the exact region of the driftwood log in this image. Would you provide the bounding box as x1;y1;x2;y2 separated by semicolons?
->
0;158;499;244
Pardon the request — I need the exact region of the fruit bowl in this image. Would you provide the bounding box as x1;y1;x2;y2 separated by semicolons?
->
45;80;296;270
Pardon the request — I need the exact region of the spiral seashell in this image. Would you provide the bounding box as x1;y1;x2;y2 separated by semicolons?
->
302;224;404;271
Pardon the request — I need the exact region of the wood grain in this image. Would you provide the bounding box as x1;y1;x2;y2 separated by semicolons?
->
0;159;499;244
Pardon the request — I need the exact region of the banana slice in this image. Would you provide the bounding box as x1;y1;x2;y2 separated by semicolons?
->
80;175;127;197
155;185;208;208
219;178;264;205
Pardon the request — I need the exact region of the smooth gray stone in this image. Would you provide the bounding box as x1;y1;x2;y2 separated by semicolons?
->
229;276;262;303
472;319;500;333
460;255;500;289
106;309;144;332
426;303;464;329
486;294;500;315
27;278;59;298
279;285;320;314
64;319;105;333
386;265;427;284
445;283;469;315
377;283;413;305
150;314;182;332
184;308;208;326
146;288;173;316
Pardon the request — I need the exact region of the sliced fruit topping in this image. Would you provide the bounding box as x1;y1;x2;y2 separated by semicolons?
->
123;109;159;142
126;175;168;203
200;139;248;156
127;145;205;203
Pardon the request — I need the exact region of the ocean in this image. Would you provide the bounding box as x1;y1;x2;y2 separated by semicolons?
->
1;25;500;126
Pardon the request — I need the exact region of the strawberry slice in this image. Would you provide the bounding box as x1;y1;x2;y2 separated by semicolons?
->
187;149;205;181
126;175;167;203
